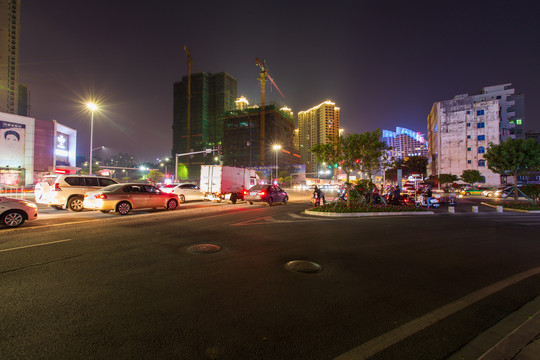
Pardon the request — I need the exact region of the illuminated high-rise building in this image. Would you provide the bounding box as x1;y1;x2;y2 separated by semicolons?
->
235;96;249;110
0;0;21;114
382;127;428;160
298;100;340;174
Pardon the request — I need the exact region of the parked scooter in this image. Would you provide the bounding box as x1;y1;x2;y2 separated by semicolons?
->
414;194;440;208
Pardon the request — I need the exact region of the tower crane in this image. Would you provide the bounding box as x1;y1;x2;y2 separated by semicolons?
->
255;58;285;164
184;46;199;164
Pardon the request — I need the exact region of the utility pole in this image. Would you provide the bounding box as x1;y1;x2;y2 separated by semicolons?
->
184;46;193;167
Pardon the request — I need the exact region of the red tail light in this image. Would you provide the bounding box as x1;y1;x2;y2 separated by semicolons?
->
52;183;61;191
258;191;266;196
95;194;107;199
243;190;249;196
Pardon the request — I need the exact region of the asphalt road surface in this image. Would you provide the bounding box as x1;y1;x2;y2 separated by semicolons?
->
1;196;540;359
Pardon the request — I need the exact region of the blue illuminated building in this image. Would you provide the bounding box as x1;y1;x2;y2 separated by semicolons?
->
382;127;428;160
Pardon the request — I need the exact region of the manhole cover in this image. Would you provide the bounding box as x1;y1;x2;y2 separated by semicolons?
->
187;244;221;254
284;260;322;273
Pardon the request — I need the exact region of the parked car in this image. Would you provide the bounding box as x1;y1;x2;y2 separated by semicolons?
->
484;186;506;197
0;197;38;228
160;183;202;203
35;175;118;211
244;184;288;206
83;183;180;215
459;187;491;196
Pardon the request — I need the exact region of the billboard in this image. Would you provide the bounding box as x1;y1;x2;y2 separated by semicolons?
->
0;120;26;167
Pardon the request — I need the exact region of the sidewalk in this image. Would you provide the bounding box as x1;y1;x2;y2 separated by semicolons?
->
448;294;540;359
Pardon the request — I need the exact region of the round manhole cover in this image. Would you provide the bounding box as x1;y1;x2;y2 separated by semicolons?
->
187;244;221;254
284;260;322;273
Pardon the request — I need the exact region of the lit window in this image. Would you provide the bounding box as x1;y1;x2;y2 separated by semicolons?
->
516;119;522;125
477;110;485;116
477;122;485;128
478;135;485;141
478;160;486;167
478;146;485;153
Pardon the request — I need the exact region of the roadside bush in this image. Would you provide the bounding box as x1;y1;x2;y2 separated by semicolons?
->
486;201;540;211
311;202;426;213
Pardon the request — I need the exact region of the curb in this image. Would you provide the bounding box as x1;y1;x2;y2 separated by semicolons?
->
304;209;434;217
448;293;540;360
481;202;540;214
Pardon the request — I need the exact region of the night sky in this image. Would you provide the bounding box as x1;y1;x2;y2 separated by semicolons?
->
19;0;540;163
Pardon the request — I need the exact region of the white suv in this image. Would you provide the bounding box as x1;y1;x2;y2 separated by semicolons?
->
35;175;118;211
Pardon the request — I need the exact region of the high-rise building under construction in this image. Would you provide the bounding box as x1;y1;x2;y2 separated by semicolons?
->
298;100;340;174
172;72;237;179
0;0;22;114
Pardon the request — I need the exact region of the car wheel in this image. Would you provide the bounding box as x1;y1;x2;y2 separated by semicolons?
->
179;194;185;203
67;196;84;212
414;201;421;208
167;199;178;210
230;193;237;204
116;201;131;215
100;210;111;213
283;196;288;205
466;192;471;196
249;202;253;205
266;197;273;206
1;210;25;227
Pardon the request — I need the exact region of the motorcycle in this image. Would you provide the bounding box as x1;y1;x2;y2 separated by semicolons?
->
414;194;440;208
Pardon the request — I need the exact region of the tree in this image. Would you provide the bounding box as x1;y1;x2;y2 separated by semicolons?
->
147;170;164;183
310;130;388;207
484;138;540;200
403;156;429;178
460;170;483;186
521;184;540;205
438;174;458;189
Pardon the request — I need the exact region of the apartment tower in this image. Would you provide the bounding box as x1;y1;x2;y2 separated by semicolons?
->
172;72;237;180
298;100;340;174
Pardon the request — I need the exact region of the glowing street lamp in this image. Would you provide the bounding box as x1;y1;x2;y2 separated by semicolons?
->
87;102;98;175
272;144;281;182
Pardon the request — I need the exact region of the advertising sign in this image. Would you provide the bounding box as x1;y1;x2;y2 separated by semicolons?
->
0;120;26;167
55;132;69;164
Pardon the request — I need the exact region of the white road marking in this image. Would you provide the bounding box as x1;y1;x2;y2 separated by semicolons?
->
0;238;73;253
335;266;540;360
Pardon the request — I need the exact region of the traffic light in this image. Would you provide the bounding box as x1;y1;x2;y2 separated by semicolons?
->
218;145;223;155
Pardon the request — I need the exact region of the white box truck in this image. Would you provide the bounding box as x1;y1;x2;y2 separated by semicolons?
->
200;165;258;204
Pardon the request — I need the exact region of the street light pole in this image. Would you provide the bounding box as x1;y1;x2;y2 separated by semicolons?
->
87;103;98;175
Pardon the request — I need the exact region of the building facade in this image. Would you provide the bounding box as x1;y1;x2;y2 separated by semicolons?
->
382;127;428;160
172;72;237;180
462;83;525;141
222;104;300;170
427;98;500;185
1;112;77;186
297;100;340;174
0;0;21;114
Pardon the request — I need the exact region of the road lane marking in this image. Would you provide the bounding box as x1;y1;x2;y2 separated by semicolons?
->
0;238;73;253
335;266;540;360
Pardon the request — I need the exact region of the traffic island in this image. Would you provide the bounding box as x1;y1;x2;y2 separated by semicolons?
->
481;201;540;213
305;203;434;217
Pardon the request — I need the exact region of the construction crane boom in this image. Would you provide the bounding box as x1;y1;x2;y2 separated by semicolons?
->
255;57;285;165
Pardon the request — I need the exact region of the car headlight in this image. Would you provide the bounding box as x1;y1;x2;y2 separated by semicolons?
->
24;201;38;208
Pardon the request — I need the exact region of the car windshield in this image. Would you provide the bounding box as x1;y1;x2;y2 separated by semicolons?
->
249;184;269;191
